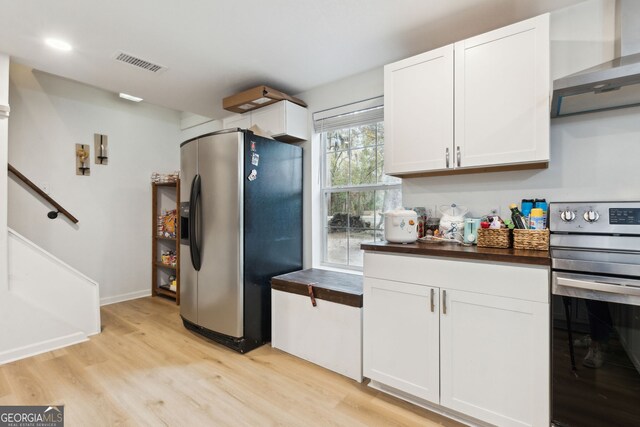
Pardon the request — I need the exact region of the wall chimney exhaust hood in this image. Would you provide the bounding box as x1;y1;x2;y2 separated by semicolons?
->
551;0;640;118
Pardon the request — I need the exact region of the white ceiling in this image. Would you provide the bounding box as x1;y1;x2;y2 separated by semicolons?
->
0;0;587;119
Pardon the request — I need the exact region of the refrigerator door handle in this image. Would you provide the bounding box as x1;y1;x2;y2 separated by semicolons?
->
189;174;202;271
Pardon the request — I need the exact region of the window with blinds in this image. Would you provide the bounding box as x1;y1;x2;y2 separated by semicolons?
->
313;97;401;269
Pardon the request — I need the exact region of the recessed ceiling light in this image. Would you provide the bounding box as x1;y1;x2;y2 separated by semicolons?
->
119;93;143;102
44;38;72;52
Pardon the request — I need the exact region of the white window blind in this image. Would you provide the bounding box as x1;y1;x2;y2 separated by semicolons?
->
314;96;401;269
313;96;384;133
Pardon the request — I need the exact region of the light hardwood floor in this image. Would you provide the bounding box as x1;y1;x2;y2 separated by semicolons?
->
0;297;462;426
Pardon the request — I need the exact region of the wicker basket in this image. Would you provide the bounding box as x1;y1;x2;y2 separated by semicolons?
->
513;229;550;251
477;228;512;248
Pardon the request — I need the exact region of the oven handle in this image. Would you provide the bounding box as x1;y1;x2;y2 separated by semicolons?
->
556;276;640;298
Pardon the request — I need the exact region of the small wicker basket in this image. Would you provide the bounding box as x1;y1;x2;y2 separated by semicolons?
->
513;229;550;251
477;228;512;248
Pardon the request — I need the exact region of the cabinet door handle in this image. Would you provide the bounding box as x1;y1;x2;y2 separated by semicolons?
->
442;290;447;314
456;146;461;167
430;288;435;312
189;174;202;271
446;147;450;168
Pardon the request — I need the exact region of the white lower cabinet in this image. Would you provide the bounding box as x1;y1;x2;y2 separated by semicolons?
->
363;252;549;427
439;289;549;427
364;278;439;403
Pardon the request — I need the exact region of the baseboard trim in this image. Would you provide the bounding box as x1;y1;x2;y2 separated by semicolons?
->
367;380;493;427
100;290;151;306
0;332;87;365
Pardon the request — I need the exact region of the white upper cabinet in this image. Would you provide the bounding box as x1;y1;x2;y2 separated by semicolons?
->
250;100;308;142
222;113;251;130
384;45;454;175
384;14;549;176
455;14;550;168
222;100;308;142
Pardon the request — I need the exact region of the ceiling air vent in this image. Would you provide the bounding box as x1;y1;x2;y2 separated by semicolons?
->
112;51;167;73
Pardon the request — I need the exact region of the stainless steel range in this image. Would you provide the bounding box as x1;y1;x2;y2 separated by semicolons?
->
550;201;640;427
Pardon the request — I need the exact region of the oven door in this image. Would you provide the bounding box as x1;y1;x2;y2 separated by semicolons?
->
552;272;640;427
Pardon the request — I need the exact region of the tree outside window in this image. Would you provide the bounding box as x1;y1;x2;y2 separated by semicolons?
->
322;120;401;268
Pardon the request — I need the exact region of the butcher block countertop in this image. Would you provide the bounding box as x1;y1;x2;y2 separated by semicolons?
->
361;241;550;266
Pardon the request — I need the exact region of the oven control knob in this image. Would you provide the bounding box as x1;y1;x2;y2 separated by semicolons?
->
583;210;600;223
560;210;576;222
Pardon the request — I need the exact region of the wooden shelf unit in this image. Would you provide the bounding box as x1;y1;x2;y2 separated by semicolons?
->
155;262;177;270
152;180;180;304
156;286;177;299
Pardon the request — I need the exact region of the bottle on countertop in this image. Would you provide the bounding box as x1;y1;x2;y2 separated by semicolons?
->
529;208;545;230
534;199;548;228
509;204;528;229
521;199;534;224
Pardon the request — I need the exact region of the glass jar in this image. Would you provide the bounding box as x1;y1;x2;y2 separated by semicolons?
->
425;217;440;236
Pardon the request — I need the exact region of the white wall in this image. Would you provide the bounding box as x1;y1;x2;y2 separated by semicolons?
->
8;62;181;304
294;68;384;268
403;106;640;217
179;111;223;142
8;229;100;336
0;53;8;292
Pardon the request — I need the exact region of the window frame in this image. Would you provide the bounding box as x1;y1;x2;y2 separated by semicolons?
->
315;100;401;270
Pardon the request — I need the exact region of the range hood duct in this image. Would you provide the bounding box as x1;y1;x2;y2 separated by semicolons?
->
551;0;640;118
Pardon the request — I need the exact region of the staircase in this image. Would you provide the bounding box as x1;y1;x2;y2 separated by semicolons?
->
1;62;99;364
0;56;95;364
1;228;101;365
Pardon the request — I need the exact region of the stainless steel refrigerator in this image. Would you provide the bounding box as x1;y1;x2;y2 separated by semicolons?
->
179;129;302;353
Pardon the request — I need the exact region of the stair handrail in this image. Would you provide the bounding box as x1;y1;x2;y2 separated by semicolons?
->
7;163;79;224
